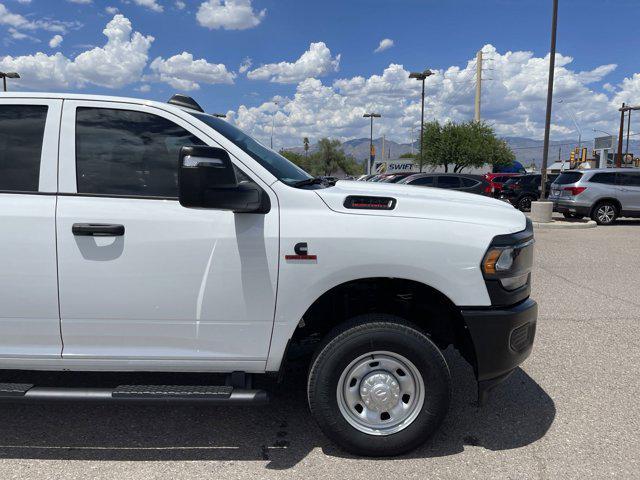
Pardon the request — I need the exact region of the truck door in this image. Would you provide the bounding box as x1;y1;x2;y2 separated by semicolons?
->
56;101;279;370
0;98;63;357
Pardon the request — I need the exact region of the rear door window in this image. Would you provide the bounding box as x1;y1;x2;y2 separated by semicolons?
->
0;104;48;192
437;176;461;189
554;172;583;185
460;177;479;188
589;173;617;185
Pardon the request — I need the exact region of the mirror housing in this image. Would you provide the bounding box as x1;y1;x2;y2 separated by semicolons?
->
178;146;269;213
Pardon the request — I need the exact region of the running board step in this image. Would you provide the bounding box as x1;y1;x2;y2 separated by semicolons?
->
0;383;268;404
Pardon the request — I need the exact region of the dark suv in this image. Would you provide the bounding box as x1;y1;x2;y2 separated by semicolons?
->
398;173;490;195
500;174;558;211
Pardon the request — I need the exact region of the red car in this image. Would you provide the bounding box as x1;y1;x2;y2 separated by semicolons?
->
484;173;523;196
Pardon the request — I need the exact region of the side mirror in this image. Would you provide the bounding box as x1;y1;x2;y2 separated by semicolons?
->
178;146;269;213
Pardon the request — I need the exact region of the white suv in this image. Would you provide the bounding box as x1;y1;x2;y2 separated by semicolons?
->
0;92;537;456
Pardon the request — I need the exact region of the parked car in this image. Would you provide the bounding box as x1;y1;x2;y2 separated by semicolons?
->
500;174;558;212
0;92;537;457
377;172;415;183
484;173;522;197
399;173;491;195
549;168;640;225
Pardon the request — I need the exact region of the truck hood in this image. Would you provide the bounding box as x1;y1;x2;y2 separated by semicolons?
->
314;180;526;233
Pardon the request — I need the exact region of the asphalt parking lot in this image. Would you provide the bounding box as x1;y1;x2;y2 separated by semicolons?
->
0;219;638;479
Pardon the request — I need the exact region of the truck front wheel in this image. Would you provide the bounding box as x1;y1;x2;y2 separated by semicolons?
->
307;315;451;456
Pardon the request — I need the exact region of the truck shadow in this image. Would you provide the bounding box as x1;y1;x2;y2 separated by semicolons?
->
0;348;555;469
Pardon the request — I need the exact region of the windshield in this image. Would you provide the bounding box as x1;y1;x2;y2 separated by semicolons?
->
190;112;312;185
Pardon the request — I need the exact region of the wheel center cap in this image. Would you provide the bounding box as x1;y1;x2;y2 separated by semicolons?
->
359;372;400;412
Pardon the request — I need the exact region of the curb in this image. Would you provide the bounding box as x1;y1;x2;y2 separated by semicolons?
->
532;220;597;229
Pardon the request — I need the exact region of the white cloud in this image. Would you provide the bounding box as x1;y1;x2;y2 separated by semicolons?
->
0;2;80;33
49;34;63;48
16;0;32;4
132;0;164;12
374;38;394;53
175;0;186;9
229;44;626;148
0;14;154;89
105;6;119;14
238;56;251;73
246;42;340;84
149;51;235;90
196;0;265;30
67;0;92;4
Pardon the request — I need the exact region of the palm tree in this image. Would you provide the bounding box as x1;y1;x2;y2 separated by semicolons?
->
303;137;310;157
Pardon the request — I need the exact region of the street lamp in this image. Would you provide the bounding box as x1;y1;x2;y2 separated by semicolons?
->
363;113;381;174
558;99;582;150
270;100;279;149
409;69;433;172
0;72;20;92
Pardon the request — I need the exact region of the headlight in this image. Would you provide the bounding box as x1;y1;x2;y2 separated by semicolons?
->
482;239;534;291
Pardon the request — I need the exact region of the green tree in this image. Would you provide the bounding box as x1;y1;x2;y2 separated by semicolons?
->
421;120;515;172
280;139;363;177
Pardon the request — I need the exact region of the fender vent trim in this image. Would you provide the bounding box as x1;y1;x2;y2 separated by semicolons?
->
343;195;396;210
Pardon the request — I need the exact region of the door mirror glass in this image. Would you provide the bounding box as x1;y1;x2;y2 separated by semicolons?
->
178;146;269;213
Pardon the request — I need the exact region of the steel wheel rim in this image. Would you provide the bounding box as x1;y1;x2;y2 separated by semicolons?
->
337;351;425;436
598;205;614;223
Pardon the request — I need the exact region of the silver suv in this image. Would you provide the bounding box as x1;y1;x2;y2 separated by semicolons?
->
549;168;640;225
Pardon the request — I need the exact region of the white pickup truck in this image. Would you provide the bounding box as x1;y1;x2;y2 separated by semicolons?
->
0;92;537;456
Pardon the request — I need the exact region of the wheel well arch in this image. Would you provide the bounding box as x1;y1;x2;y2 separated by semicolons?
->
284;277;475;371
591;197;622;215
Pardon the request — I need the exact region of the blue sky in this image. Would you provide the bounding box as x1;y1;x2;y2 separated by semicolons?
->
1;0;639;147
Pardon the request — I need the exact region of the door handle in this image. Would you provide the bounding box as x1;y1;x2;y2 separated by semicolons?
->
72;223;125;237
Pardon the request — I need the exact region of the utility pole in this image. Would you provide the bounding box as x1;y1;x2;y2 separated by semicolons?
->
540;0;559;201
617;103;626;167
626;110;632;156
474;50;482;122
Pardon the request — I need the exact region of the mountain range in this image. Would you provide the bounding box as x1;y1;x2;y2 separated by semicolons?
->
284;136;640;169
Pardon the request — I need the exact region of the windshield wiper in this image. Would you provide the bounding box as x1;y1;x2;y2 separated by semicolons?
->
291;177;326;188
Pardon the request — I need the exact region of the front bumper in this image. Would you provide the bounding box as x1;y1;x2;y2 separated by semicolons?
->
461;298;537;403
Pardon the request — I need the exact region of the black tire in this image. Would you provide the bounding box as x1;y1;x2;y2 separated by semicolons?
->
563;212;584;220
517;195;535;212
591;201;618;225
307;315;451;456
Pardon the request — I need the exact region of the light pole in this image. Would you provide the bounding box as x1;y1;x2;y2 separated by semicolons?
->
558;99;582;151
270;101;279;149
540;0;559;201
363;113;381;174
409;69;433;172
0;72;20;92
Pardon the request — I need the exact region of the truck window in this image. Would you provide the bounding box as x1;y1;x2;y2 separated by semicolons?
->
0;104;48;192
75;108;205;197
